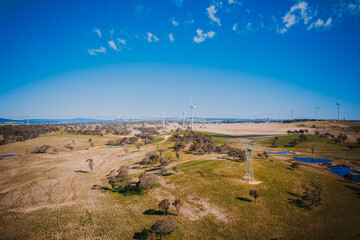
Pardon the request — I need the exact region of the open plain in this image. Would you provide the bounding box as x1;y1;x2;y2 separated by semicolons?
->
0;121;359;239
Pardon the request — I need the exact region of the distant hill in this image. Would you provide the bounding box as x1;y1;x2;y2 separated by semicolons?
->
0;118;105;123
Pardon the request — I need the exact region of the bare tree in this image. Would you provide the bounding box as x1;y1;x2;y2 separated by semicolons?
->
173;198;183;216
249;190;259;202
86;158;94;172
151;216;178;240
158;149;165;157
116;166;130;180
158;199;170;215
136;143;143;151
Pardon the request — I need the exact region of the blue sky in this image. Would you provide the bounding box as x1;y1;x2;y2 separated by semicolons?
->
1;0;360;120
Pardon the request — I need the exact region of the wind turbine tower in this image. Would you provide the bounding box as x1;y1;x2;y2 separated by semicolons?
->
336;102;341;121
244;139;255;182
27;114;30;126
162;110;166;126
315;106;320;122
190;97;198;130
182;109;186;128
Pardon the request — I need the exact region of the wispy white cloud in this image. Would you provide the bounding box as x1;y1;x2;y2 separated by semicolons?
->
279;1;318;33
246;22;252;31
193;29;215;43
171;18;179;27
333;0;360;18
207;5;221;26
346;0;360;14
172;0;183;7
307;17;332;31
93;28;101;37
228;0;242;5
169;33;174;42
324;17;332;27
108;40;120;51
232;23;238;31
146;32;159;42
314;19;324;28
117;38;126;45
88;46;106;55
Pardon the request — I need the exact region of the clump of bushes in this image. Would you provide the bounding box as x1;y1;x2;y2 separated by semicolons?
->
291;162;300;169
172;130;216;154
0;124;59;146
33;145;51;153
140;151;160;167
106;136;139;146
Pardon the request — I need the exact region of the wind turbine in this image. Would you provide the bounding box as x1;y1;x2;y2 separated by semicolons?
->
315;105;320;122
336;102;341;121
189;97;198;130
182;107;186;128
27;114;30;126
162;109;166;126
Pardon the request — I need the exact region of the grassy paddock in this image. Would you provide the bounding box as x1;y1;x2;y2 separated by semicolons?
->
258;134;360;161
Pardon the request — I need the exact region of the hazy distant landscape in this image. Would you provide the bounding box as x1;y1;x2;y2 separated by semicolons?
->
1;0;360;239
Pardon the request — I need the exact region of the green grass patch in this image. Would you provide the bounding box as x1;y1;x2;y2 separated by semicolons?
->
258;134;360;161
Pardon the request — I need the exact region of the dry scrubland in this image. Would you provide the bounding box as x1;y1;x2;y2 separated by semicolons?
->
0;121;360;239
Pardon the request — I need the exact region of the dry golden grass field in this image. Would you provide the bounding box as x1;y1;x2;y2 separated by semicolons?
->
0;121;359;239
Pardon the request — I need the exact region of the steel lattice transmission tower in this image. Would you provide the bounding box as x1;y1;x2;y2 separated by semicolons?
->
244;139;255;181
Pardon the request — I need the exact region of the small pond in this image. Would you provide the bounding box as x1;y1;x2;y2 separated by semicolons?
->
328;165;360;183
293;157;334;163
0;154;21;158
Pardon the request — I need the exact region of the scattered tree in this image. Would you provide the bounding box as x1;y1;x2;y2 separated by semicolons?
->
175;151;180;161
158;149;165;157
151;216;178;240
291;162;300;169
301;181;323;209
299;134;307;141
34;145;51;153
271;140;279;147
227;148;246;161
263;151;268;159
86;158;94;172
288;140;298;147
136;143;143;151
137;173;159;192
249;190;259;202
141;152;160;167
158;199;171;215
173;198;183;216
